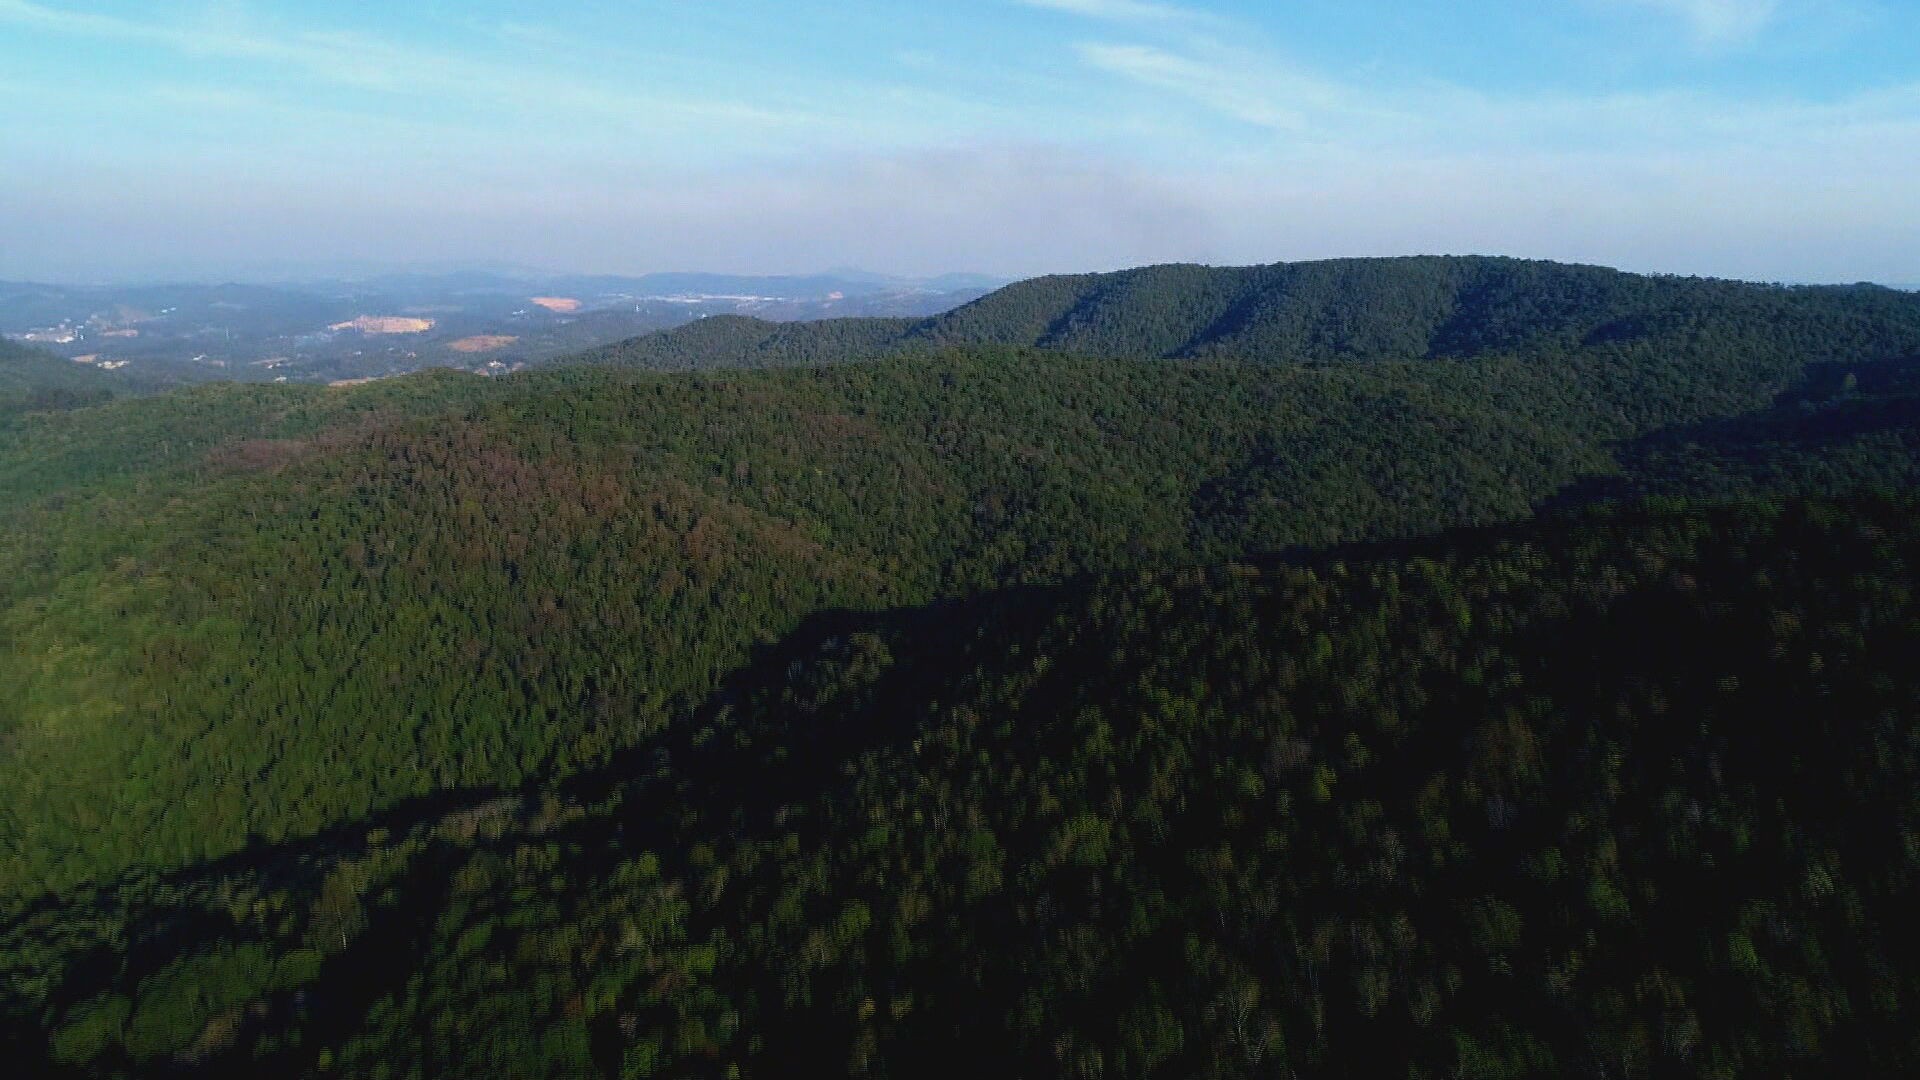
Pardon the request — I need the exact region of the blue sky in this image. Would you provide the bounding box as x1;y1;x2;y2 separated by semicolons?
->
1;0;1916;282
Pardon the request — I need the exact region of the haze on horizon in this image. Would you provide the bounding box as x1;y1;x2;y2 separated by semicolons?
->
1;0;1916;286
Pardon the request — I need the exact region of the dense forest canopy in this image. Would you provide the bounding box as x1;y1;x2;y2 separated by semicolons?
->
3;257;1920;1077
0;339;129;422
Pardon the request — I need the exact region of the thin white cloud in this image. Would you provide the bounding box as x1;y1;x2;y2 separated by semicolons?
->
0;0;131;37
0;0;816;129
1070;39;1455;145
1068;26;1920;159
1609;0;1782;46
1076;43;1316;130
1017;0;1194;22
1047;17;1919;283
0;0;400;89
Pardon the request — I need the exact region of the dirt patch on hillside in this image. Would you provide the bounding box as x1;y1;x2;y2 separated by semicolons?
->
448;335;520;353
330;316;436;334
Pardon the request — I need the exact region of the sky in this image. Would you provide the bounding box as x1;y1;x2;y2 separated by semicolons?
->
1;0;1916;283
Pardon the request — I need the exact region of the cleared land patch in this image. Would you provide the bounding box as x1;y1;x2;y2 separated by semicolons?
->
329;316;436;334
448;335;520;353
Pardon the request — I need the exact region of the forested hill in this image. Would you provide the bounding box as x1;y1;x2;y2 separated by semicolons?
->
0;338;126;421
579;256;1920;371
7;257;1920;1076
9;496;1920;1077
7;318;1920;900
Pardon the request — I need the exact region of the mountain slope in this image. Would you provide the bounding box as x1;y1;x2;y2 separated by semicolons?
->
7;259;1920;1076
6;257;1920;899
0;338;127;421
0;348;1629;895
8;496;1919;1077
574;313;909;370
579;256;1920;374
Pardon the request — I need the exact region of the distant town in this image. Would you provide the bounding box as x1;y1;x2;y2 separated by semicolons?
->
0;271;999;385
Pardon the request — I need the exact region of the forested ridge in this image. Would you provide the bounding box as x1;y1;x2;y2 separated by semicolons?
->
4;258;1920;1076
0;339;129;423
579;256;1920;372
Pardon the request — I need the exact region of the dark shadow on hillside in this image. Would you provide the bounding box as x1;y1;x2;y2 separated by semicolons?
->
1545;356;1920;510
19;351;1920;904
0;577;1084;1077
6;496;1642;1075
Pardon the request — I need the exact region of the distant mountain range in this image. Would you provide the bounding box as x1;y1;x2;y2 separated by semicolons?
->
8;264;1911;389
282;268;1007;304
0;270;1004;385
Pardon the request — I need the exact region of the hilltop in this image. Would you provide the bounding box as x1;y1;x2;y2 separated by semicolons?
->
0;337;148;422
580;256;1920;371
